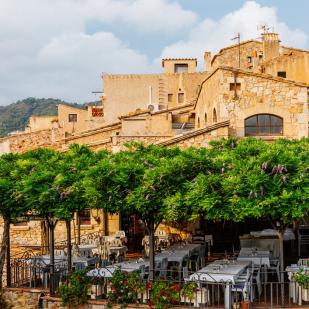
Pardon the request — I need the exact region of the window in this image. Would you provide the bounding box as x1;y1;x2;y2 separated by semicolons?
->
277;71;286;78
197;117;200;128
92;107;104;117
174;64;188;73
230;83;241;91
68;114;77;122
78;209;91;225
245;114;283;136
204;113;207;125
213;108;217;123
168;94;173;102
247;56;252;63
178;93;184;104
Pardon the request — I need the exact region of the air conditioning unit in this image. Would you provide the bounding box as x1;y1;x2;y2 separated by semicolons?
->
147;103;158;112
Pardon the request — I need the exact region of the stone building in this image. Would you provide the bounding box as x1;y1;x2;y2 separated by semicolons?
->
0;32;308;250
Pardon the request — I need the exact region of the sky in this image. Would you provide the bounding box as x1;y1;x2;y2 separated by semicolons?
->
0;0;308;106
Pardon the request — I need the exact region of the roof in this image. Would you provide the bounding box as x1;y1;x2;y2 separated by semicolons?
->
119;103;195;120
211;40;262;64
194;66;309;109
162;58;197;67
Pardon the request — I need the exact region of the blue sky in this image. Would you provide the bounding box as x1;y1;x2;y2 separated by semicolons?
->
0;0;308;105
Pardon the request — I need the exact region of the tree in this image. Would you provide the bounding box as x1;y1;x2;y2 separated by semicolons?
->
181;138;309;295
86;143;215;279
0;152;32;287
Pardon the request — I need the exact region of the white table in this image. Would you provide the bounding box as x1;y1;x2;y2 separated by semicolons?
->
78;244;97;257
87;260;147;278
109;246;128;257
31;255;98;268
237;249;270;267
286;265;306;304
189;260;250;309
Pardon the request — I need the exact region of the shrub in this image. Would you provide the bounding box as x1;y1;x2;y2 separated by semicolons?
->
59;270;91;308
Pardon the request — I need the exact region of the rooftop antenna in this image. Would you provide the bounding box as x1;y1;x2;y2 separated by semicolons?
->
258;23;271;34
91;91;103;106
231;32;241;68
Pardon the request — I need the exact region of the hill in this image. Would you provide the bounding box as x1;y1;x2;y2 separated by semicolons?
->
0;98;99;137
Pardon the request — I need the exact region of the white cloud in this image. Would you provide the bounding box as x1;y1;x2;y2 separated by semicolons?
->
160;1;308;66
0;0;196;105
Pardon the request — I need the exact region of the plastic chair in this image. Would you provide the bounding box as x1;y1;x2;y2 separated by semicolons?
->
269;259;280;282
189;254;200;272
232;269;252;301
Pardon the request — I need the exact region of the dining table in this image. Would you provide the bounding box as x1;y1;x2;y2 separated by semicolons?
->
189;259;251;309
87;260;148;278
237;248;270;267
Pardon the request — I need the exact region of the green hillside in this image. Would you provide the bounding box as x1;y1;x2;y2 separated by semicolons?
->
0;98;99;137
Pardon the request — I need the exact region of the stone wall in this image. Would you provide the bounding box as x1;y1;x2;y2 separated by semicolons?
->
3;288;44;309
195;67;308;139
0;129;59;154
63;122;121;147
212;40;263;71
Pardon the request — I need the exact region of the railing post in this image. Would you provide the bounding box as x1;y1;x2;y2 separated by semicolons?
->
49;220;55;296
6;220;11;287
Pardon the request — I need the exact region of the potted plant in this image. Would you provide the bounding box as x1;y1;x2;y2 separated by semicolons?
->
241;290;251;309
294;268;309;301
181;282;198;305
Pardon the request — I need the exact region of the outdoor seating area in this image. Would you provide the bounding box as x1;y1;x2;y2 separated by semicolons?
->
8;226;309;308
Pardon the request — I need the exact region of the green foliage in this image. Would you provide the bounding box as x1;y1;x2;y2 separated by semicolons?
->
59;270;91;308
294;268;309;289
107;268;145;308
181;281;198;301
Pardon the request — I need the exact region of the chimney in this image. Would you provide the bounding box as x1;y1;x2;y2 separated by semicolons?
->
204;51;212;72
262;32;280;61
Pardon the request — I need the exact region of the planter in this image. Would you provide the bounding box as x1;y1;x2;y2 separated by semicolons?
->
88;284;103;299
302;287;309;302
241;300;252;309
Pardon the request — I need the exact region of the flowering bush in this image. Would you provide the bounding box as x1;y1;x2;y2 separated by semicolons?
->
107;268;145;308
148;281;181;309
59;270;91;308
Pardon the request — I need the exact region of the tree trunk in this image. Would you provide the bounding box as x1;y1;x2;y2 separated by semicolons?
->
66;220;72;273
148;221;155;281
0;218;10;289
41;220;49;254
49;220;56;296
77;212;81;245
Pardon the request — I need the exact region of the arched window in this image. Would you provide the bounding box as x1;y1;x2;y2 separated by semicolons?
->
245;114;283;136
213;108;217;123
204;113;207;125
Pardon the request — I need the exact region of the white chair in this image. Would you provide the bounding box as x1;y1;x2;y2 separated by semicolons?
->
269;258;280;282
232;269;252;301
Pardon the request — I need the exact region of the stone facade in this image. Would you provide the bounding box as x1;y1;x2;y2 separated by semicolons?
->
195;67;308;139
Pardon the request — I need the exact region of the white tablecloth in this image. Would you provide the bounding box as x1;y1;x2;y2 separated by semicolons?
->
189;260;250;284
87;260;147;278
109;246;128;256
237;249;270;267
